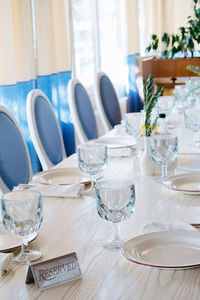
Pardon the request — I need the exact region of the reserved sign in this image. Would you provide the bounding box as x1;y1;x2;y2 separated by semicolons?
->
26;252;82;290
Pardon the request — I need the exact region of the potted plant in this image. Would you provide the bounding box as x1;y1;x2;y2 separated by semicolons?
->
141;0;200;85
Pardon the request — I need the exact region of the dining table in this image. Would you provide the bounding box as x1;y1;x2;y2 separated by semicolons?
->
2;110;200;300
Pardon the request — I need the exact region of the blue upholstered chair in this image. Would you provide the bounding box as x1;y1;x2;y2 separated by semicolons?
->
26;89;66;170
67;79;98;143
0;105;33;193
96;72;121;132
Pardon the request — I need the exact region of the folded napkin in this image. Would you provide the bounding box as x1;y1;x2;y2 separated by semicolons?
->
14;183;84;198
142;221;197;234
0;252;13;277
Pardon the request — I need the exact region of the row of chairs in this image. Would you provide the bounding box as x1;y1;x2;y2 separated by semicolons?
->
0;72;121;193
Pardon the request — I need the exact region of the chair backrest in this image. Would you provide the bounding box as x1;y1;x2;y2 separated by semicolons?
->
67;78;98;143
96;72;121;132
0;105;33;193
26;89;66;170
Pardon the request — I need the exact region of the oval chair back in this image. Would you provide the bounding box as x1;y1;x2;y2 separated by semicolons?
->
96;72;121;132
0;105;33;193
68;78;98;143
26;89;66;170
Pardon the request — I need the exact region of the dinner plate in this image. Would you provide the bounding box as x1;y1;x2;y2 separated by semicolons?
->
91;137;135;149
33;168;90;185
177;153;200;172
0;225;37;252
161;173;200;194
122;230;200;269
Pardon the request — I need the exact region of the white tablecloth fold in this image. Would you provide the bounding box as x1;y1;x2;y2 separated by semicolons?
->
14;183;84;198
142;221;197;233
0;252;13;277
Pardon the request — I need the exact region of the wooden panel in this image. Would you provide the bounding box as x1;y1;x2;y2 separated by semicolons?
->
141;57;200;78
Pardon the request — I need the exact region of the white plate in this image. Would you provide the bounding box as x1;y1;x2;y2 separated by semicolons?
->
162;173;200;194
177;153;200;172
122;230;200;269
0;226;37;252
92;137;135;149
33;168;90;185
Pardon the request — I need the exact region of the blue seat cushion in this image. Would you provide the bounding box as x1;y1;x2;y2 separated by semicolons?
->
34;95;63;165
74;83;97;140
100;75;121;127
0;112;30;190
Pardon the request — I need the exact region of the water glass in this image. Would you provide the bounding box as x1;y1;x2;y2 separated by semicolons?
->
77;143;108;194
184;108;200;147
156;96;175;117
1;190;43;264
95;179;135;249
174;85;187;111
125;112;142;137
149;134;178;178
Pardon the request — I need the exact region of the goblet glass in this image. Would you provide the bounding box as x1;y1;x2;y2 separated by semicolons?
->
125;112;143;157
95;179;135;249
156;96;175;117
149;134;178;179
184;108;200;147
174;85;187;111
77;142;108;194
1;190;43;264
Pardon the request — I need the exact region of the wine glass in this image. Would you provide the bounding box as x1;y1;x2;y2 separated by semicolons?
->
77;142;108;194
184;108;200;147
156;96;175;117
149;134;178;179
125;112;143;157
95;179;135;249
1;190;43;264
174;85;187;111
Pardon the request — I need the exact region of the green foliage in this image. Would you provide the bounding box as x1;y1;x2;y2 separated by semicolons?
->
143;75;163;136
146;0;200;58
186;64;200;75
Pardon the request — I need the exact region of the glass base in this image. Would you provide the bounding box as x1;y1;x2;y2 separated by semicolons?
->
101;238;126;250
13;250;42;264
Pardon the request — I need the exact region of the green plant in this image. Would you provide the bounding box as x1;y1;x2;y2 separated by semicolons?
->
143;75;163;136
146;0;200;58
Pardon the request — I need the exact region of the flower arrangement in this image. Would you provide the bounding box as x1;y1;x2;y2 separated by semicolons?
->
143;75;163;136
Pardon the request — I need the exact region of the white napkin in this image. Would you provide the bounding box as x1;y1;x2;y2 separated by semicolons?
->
142;221;197;233
0;252;13;277
14;183;84;198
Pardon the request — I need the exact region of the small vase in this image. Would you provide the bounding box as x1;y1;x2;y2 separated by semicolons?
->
139;136;155;176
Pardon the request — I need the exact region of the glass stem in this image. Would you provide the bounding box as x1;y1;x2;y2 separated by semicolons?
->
161;163;168;178
113;223;120;241
90;174;97;189
20;235;29;254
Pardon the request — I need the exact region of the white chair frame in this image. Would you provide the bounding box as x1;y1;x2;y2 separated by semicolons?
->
0;105;33;194
26;89;66;170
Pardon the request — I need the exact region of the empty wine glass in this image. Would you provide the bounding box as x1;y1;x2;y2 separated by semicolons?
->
184;107;200;147
156;96;175;117
95;179;135;249
125;112;143;156
77;142;108;194
174;85;187;111
1;190;43;264
149;134;178;179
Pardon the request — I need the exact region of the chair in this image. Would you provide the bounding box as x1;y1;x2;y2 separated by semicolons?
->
96;71;121;132
0;105;33;193
26;89;66;170
67;78;98;143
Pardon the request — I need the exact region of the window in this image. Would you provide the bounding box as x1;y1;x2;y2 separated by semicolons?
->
70;0;128;97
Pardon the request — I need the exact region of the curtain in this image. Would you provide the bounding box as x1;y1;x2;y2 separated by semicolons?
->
144;0;194;51
0;0;74;174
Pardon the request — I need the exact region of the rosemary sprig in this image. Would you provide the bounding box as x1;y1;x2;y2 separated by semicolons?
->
186;65;200;76
143;75;163;136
